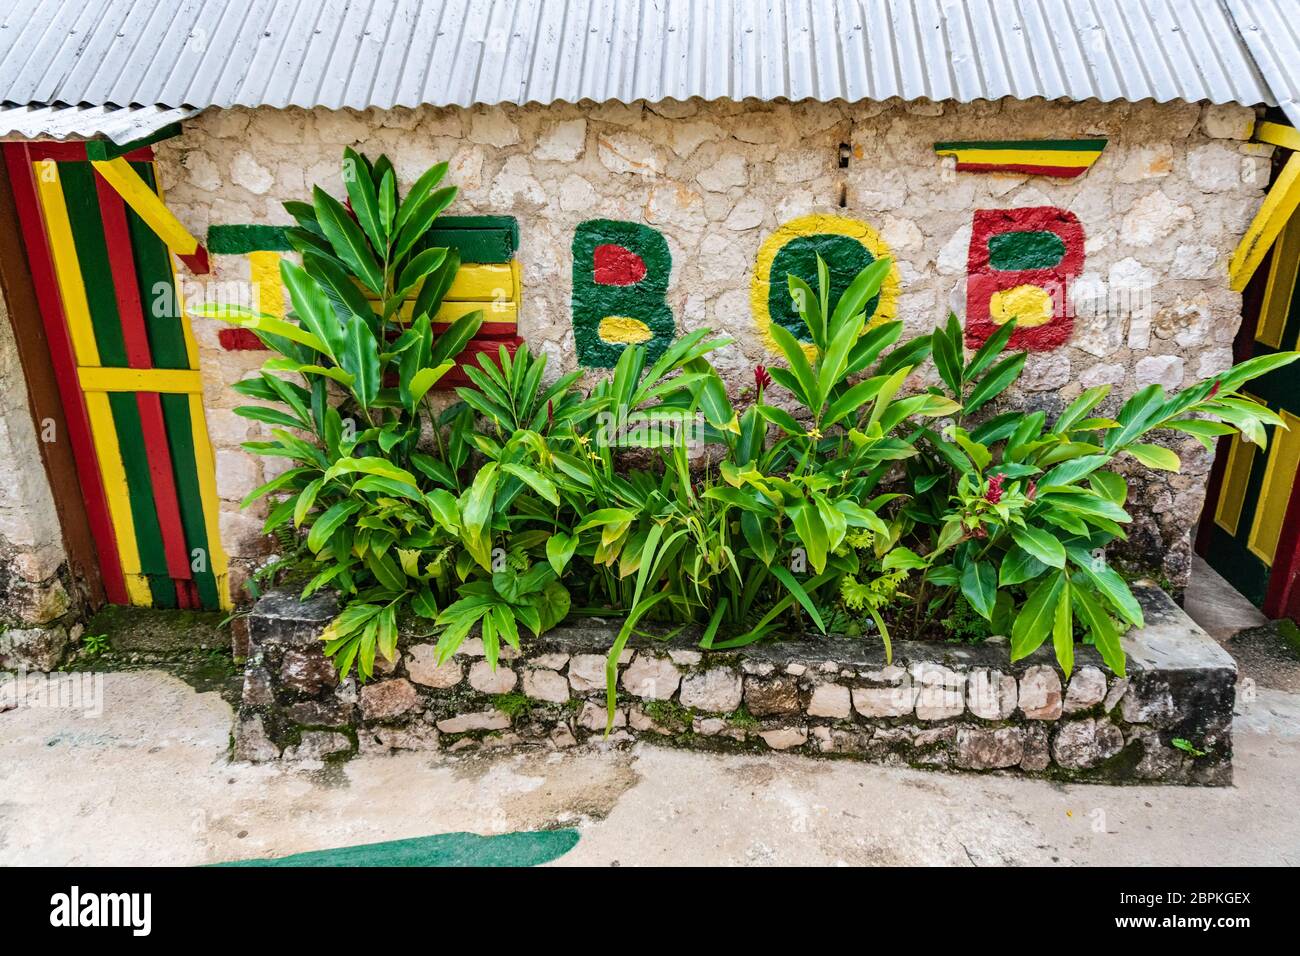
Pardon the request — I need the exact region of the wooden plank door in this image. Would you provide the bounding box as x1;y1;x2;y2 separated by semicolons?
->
1198;209;1300;612
4;142;228;610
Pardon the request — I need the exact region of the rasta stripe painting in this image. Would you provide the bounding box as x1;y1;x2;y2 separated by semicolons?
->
934;139;1107;178
207;218;523;387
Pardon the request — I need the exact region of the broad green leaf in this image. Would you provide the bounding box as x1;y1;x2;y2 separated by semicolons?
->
740;510;777;566
342;147;384;253
323;456;418;486
770;564;827;633
1071;584;1127;677
425;488;460;532
299;249;375;333
306;500;362;553
233;405;306;429
882;547;927;571
1105;383;1166;451
1066;545;1143;628
340;314;380;408
1011;570;1065;661
965;351;1026;415
1088;470;1128;505
1126;443;1182;472
816;308;865;404
949;427;992;472
1037;454;1110;489
1038;492;1131;524
575;508;636;532
195;303;327;355
755;402;805;436
1053;577;1074;677
408;361;454;408
313;186;384;294
394;161;448;235
394;186;457;262
787;502;828;574
430;310;484;366
1212;349;1300;394
502;463;559;506
824;375;888;426
768;321;818;407
546;532;578;575
461;463;499;570
960;560;997;620
293;477;323;527
999;546;1048;586
1053;385;1110;434
1010;526;1066;568
787;274;824;347
280;259;347;358
931;321;962;395
964;317;1015;379
1165;417;1237;450
829;257;891;334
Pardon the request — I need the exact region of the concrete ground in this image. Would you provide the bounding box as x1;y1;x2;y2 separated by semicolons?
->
1;558;1297;867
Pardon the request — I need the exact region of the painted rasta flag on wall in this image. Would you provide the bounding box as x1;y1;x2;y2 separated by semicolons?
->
208;217;523;387
965;206;1085;352
750;214;899;357
571;219;675;368
934;139;1108;178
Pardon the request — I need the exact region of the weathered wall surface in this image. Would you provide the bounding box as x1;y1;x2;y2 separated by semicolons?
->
155;97;1268;592
0;293;78;669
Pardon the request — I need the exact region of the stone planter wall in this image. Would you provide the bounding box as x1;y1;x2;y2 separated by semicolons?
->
235;584;1235;785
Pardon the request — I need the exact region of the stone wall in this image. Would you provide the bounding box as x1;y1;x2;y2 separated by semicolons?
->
0;292;78;669
236;584;1235;785
155;97;1269;592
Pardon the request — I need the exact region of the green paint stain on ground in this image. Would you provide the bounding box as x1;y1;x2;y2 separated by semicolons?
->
769;234;877;342
218;830;580;867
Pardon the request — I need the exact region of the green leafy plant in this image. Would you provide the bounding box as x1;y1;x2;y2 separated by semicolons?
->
904;316;1297;678
197;154;1300;721
196;150;487;679
81;632;110;657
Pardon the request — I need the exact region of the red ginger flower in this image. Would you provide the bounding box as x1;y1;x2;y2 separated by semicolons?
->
754;364;772;395
984;472;1005;504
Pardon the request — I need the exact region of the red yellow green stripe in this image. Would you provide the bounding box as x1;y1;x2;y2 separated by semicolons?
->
58;161;131;366
89;156;201;257
161;393;222;610
131;162;197;369
107;390;174;607
934;139;1107;178
32;162;102;367
132;164;228;609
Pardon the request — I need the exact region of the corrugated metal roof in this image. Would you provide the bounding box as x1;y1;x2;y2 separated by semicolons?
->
1227;0;1300;126
0;103;198;143
0;0;1285;117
